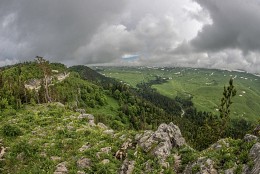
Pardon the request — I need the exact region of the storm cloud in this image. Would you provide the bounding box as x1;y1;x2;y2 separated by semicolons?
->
191;0;260;53
0;0;259;73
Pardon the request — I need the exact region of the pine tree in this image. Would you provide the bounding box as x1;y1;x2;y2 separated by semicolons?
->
218;78;236;136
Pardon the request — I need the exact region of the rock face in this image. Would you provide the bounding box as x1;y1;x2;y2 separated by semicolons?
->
184;157;218;174
249;142;260;174
135;122;185;162
119;159;135;174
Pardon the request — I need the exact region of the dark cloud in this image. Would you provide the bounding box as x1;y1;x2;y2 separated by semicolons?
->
0;0;126;63
0;0;259;73
191;0;260;53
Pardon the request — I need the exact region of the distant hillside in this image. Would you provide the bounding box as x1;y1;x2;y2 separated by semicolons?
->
96;66;260;122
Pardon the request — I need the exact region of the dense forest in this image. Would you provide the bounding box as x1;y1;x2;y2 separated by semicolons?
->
0;60;256;150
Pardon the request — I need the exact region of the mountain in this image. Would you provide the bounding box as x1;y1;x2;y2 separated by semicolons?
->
0;61;259;173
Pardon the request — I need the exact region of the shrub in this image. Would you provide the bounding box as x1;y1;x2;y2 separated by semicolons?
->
2;124;22;137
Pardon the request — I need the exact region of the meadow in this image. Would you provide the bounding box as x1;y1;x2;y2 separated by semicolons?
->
96;66;260;122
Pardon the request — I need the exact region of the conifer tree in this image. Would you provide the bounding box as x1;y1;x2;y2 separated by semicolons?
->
218;78;236;136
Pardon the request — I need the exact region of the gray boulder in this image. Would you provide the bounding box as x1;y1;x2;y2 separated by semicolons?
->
97;123;108;129
79;143;91;152
78;114;94;120
119;159;135;174
249;142;260;174
210;139;229;150
244;134;258;142
77;158;91;169
75;109;86;114
184;157;218;174
54;162;68;174
135;122;185;162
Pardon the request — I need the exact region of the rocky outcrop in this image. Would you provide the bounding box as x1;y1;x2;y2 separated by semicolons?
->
115;139;133;160
78;113;96;126
184;157;218;174
210;139;229;150
119;159;135;174
244;134;258;142
135;122;185;163
249;142;260;174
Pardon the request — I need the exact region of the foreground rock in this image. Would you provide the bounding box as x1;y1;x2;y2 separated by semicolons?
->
77;158;91;169
135;122;185;164
119;159;135;174
184;157;218;174
54;162;68;174
244;134;258;142
0;139;7;161
249;142;260;174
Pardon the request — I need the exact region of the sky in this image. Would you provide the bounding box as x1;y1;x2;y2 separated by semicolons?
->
0;0;260;73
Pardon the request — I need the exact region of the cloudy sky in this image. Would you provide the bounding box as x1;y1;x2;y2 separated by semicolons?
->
0;0;260;73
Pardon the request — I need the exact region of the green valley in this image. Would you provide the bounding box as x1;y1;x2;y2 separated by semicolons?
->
96;66;260;122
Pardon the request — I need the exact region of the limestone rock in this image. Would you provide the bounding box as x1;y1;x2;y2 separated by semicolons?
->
79;143;91;152
77;158;91;169
103;129;114;135
249;142;260;174
97;123;108;129
101;159;110;164
135;122;185;162
100;147;112;154
51;156;61;161
54;102;65;107
244;134;258;142
96;147;112;159
89;120;96;126
224;164;237;174
54;162;68;174
77;171;85;174
184;157;217;174
210;139;229;150
0;145;7;161
119;159;135;174
75;109;86;114
78;114;94;120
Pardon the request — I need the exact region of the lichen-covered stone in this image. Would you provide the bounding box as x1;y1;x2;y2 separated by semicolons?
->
249;142;260;174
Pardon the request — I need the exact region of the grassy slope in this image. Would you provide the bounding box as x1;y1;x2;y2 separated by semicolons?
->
98;67;260;122
0;103;134;173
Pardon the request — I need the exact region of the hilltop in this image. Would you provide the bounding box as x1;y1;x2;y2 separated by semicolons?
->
0;60;259;173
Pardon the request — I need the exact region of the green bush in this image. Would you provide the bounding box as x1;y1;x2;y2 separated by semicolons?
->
12;140;39;158
2;124;22;137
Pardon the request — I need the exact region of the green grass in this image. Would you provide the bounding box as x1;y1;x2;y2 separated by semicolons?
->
0;103;131;173
96;67;260;122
